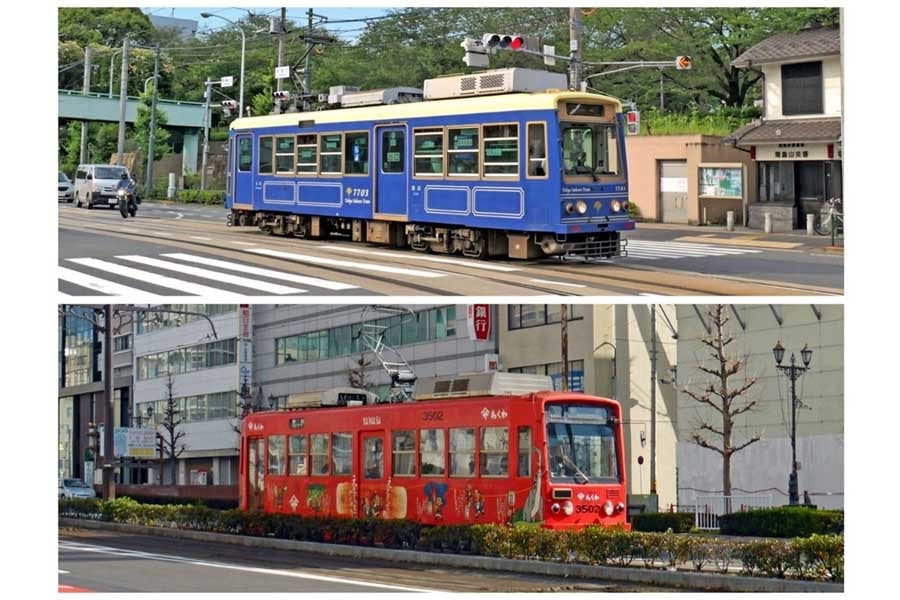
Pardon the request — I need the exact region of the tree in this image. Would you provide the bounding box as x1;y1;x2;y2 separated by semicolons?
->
59;122;81;175
159;372;186;486
347;353;373;390
133;87;172;164
682;304;760;500
58;7;154;47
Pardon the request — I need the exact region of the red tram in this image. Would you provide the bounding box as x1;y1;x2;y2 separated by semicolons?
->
239;374;628;529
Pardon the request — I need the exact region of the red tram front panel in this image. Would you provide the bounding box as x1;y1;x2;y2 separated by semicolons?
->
240;392;628;529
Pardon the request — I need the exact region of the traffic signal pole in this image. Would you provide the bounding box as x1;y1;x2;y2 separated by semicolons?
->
116;37;130;166
101;305;116;500
200;79;212;191
80;45;92;164
569;7;583;90
144;44;161;197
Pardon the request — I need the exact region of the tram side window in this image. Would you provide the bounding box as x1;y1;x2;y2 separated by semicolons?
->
289;435;308;476
238;137;253;172
527;123;547;177
419;428;446;476
392;430;416;476
414;130;444;176
448;127;479;176
275;136;295;174
449;428;476;477
310;433;329;475
258;137;274;174
296;134;317;175
482;124;519;177
517;426;532;477
267;435;286;475
480;426;509;477
332;432;352;476
363;436;384;479
320;134;342;175
381;130;405;173
344;132;369;175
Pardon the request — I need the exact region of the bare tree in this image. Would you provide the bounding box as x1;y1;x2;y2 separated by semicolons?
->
160;372;186;486
347;352;373;389
683;304;760;500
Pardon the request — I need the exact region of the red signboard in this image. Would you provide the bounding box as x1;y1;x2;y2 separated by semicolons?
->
467;304;491;340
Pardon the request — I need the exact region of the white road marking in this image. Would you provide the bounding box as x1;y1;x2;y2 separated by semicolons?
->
118;255;306;295
162;253;357;291
175;212;184;220
189;236;212;241
326;246;520;272
232;241;257;246
625;240;763;259
118;227;139;233
58;569;69;574
248;248;447;278
529;278;586;288
58;541;438;593
58;266;162;298
66;258;244;298
144;230;174;238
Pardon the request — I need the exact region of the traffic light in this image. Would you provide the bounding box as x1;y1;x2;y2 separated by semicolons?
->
625;109;641;135
272;90;291;101
460;37;489;68
221;100;237;110
482;33;528;53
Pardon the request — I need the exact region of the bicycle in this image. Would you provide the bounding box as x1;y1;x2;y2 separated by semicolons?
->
814;197;843;237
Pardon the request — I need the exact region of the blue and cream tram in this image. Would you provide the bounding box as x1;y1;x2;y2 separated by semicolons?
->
226;68;634;259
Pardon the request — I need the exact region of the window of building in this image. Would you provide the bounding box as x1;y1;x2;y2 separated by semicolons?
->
758;161;796;203
310;434;329;475
507;305;584;330
381;130;405;173
480;427;509;477
258;136;274;174
135;305;236;334
508;360;585;392
344;131;369;175
392;430;416;476
482;123;518;176
363;436;384;479
275;136;295;173
518;426;532;477
114;334;131;352
267;435;286;475
296;134;317;174
320;134;342;174
413;129;444;176
419;428;445;476
782;61;823;116
448;127;479;175
289;435;308;476
238;137;252;171
449;428;476;477
527;122;547;177
332;433;352;475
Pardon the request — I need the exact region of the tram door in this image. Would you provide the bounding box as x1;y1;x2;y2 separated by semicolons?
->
374;126;408;217
358;431;386;518
247;437;265;511
232;134;254;209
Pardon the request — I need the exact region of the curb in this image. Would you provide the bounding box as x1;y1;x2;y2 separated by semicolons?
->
59;519;842;593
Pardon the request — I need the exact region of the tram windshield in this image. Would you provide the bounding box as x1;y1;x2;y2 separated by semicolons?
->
560;121;621;180
546;404;619;484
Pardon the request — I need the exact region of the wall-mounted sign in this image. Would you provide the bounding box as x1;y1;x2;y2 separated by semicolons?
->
699;167;743;198
275;66;290;79
220;76;234;88
113;427;157;458
467;305;491;341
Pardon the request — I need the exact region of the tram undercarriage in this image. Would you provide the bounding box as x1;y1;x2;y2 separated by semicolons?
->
228;209;623;260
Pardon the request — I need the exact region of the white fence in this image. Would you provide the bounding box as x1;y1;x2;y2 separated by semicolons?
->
694;494;773;530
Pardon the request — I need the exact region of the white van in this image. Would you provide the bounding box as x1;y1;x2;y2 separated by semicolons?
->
74;164;131;209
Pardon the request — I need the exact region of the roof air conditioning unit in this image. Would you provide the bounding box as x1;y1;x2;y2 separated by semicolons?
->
423;68;568;100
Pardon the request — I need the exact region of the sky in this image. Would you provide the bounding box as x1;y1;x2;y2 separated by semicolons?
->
142;6;391;41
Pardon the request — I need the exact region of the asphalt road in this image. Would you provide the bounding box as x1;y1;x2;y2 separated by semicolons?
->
58;201;843;297
58;527;675;593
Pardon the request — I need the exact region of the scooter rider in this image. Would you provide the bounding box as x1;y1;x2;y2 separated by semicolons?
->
116;171;138;218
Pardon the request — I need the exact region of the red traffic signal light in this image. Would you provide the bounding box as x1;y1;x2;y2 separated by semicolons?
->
482;33;527;53
509;36;525;50
221;100;237;109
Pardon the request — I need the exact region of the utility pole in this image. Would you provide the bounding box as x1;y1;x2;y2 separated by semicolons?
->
116;37;130;166
80;45;92;164
276;7;286;94
659;70;665;111
108;51;116;98
568;7;583;90
649;304;658;496
200;79;212;191
144;44;161;197
101;305;116;500
560;305;569;392
304;7;314;94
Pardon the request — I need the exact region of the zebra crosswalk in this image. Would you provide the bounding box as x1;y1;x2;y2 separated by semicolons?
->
59;251;369;297
623;240;764;261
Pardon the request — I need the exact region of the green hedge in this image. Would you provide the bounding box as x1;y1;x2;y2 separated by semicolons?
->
718;507;843;538
178;189;225;205
631;512;694;533
59;498;842;582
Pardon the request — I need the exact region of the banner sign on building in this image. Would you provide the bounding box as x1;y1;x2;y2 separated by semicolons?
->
699;166;743;198
550;370;585;392
113;427;158;458
238;304;253;399
484;353;499;372
467;305;491;341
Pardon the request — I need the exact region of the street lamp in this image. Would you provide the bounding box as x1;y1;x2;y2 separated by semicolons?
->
772;340;813;506
201;12;246;117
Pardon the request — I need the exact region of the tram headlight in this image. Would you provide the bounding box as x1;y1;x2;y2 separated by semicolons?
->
563;501;574;516
603;500;614;516
611;200;622;213
576;200;588;215
564;202;575;215
550;502;561;515
616;502;626;513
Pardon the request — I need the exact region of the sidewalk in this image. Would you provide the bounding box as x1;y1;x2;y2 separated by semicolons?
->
633;221;844;253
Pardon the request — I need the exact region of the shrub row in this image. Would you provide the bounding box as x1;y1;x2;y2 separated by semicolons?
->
178;189;225;205
631;512;694;533
718;507;843;538
60;498;842;582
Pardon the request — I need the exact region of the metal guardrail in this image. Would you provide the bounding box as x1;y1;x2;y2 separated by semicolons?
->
694;494;773;530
